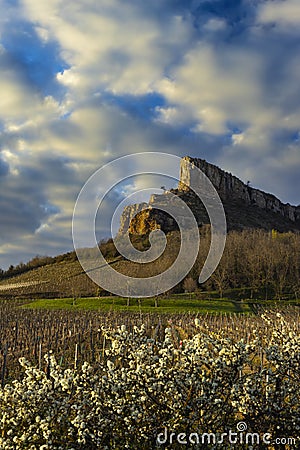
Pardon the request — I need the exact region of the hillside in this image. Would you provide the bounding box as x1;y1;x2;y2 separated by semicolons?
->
0;258;97;299
0;227;299;301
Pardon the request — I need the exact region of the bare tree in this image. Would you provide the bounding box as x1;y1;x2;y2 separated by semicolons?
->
183;277;197;299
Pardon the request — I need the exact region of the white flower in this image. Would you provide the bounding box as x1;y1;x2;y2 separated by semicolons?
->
107;360;114;371
195;318;201;327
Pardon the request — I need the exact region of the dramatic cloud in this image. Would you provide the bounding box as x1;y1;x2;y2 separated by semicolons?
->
0;0;299;267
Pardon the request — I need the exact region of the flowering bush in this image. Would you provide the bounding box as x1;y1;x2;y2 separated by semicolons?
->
0;314;299;449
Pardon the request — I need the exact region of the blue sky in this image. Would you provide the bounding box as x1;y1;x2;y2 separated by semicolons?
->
0;0;300;268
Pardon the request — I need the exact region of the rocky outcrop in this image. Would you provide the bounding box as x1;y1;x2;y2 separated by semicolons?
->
119;156;300;234
179;157;300;223
119;203;148;234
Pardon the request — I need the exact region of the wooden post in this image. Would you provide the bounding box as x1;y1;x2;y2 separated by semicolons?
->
74;343;78;369
38;342;42;370
1;345;8;388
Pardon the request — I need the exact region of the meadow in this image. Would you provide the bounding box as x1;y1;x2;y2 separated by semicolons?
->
22;293;253;314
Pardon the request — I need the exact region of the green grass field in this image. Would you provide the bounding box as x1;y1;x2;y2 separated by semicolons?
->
22;294;255;314
21;285;300;314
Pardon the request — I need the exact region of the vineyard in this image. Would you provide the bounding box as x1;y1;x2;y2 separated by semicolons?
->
0;301;299;448
0;228;299;448
1;300;299;383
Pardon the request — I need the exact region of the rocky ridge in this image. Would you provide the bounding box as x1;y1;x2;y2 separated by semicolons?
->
118;156;300;234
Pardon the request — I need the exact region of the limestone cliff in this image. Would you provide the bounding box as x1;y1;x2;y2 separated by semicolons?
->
119;156;300;234
179;157;300;223
119;203;148;234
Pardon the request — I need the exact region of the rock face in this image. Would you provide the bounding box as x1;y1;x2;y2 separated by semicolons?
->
119;156;300;234
179;157;300;223
119;203;148;234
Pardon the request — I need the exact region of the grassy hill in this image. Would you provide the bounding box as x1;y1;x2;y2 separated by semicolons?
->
0;228;299;307
0;258;97;298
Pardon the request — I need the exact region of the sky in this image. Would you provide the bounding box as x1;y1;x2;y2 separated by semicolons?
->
0;0;300;268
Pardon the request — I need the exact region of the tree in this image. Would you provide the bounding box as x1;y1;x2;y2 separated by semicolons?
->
211;263;229;299
183;277;197;299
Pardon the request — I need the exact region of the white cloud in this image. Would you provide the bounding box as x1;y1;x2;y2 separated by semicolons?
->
231;133;244;146
203;18;227;32
0;69;35;119
21;0;192;97
156;44;263;134
154;106;190;126
258;0;300;27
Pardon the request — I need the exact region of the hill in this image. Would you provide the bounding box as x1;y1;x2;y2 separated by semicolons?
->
0;227;299;301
